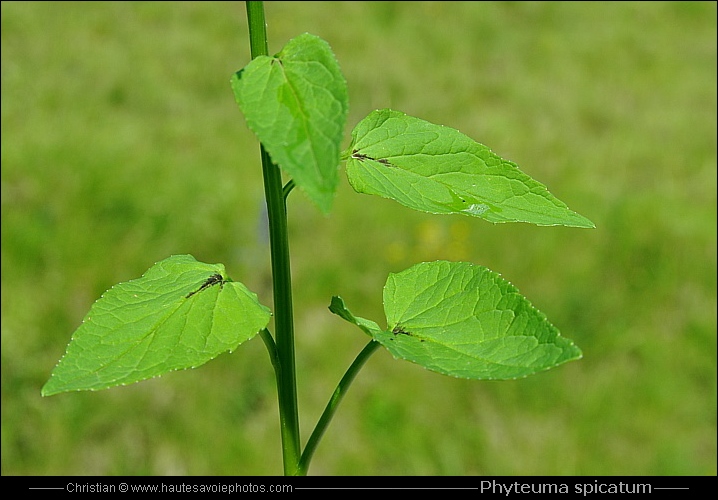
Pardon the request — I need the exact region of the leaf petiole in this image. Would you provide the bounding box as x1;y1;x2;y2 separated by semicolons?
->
298;339;381;475
283;179;295;200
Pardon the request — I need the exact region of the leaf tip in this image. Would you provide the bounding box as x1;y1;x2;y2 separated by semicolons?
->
571;215;596;229
40;380;57;397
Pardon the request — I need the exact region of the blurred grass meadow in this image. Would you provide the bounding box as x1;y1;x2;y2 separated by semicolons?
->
1;1;715;476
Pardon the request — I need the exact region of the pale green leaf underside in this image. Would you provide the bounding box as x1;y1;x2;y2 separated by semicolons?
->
42;255;271;396
231;33;349;214
344;109;594;227
331;261;582;380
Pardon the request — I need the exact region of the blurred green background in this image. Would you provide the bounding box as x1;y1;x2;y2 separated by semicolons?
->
2;1;715;476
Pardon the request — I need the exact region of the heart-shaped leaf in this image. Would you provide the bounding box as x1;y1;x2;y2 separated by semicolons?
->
231;33;349;214
330;261;582;380
42;255;272;396
344;109;594;227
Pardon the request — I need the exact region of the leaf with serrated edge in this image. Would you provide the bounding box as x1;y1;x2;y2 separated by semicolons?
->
344;109;594;228
42;255;271;396
330;261;582;380
231;33;348;214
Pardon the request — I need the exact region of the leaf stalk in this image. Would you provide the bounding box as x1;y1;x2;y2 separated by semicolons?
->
298;339;380;475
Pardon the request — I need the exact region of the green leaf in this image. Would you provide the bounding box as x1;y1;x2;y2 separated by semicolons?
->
42;255;272;396
330;261;582;380
329;296;383;337
231;33;349;214
344;109;594;228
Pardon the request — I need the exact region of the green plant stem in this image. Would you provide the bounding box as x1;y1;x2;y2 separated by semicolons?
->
245;1;301;476
298;339;381;475
282;179;296;199
258;328;280;376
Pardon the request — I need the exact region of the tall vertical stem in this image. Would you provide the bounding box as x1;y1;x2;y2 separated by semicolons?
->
245;1;301;476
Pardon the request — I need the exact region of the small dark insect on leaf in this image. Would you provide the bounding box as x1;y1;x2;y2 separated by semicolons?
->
392;324;411;336
351;150;371;161
186;273;225;298
352;150;394;167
